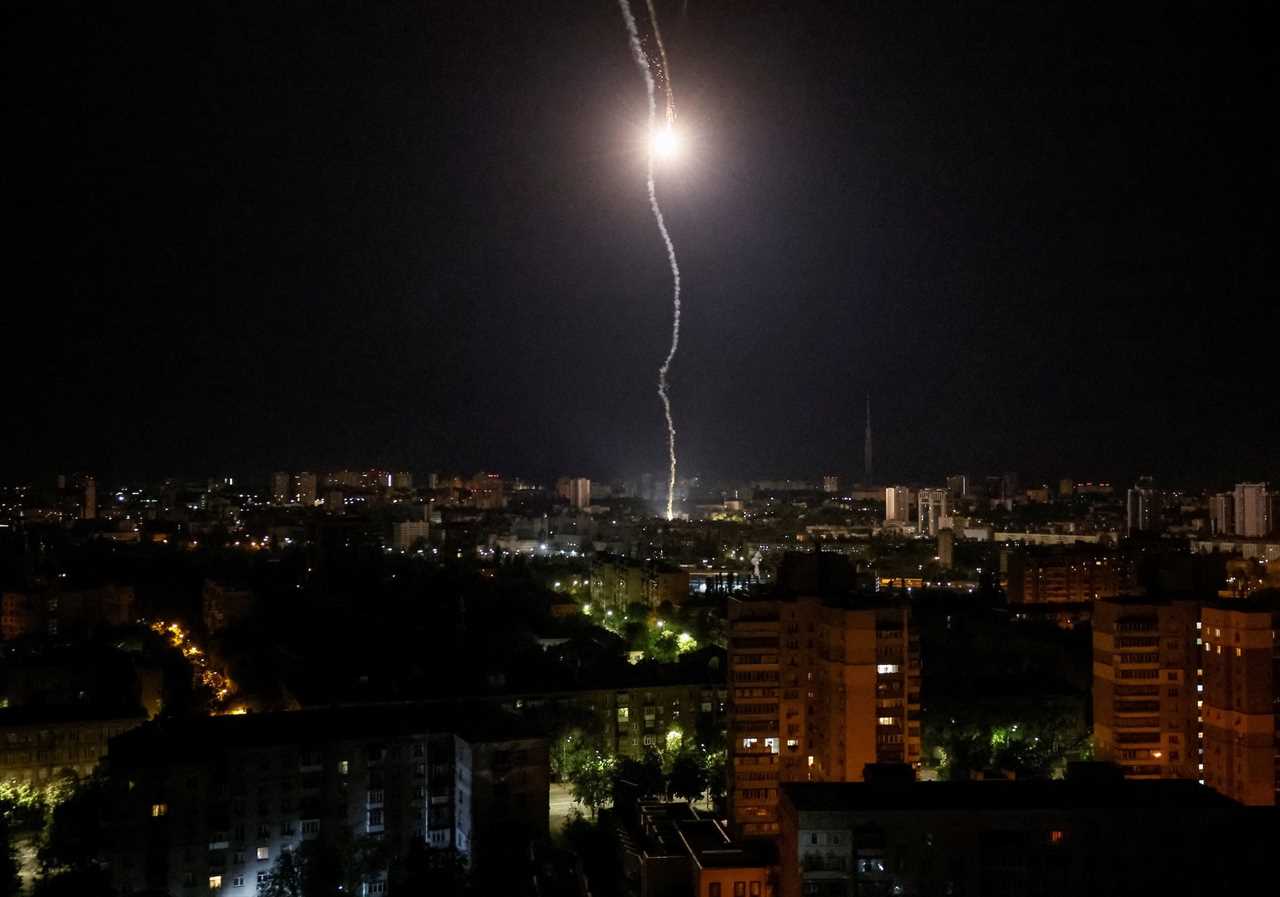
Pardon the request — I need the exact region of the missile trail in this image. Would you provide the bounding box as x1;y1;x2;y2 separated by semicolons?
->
645;0;676;126
617;0;682;521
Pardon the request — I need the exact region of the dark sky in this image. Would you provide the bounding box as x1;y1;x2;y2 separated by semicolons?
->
9;1;1278;488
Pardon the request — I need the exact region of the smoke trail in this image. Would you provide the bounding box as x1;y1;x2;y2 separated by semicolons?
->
617;0;682;521
645;0;676;125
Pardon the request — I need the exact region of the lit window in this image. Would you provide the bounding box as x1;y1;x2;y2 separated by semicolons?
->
209;876;223;890
257;847;269;861
151;803;168;817
878;717;896;726
765;737;780;754
1048;830;1065;844
742;737;758;749
338;760;350;775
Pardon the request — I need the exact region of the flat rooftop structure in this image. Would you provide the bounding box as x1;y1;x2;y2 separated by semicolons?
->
107;701;541;764
676;818;767;870
1204;588;1280;612
0;705;146;727
781;775;1241;814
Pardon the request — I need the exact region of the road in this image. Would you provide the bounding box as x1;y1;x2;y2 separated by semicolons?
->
549;781;580;835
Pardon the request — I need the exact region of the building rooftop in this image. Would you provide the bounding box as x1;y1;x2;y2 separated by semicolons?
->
1205;589;1280;612
781;773;1241;814
0;705;146;728
677;818;768;869
107;701;541;765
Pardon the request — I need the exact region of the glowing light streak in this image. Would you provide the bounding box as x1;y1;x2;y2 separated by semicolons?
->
617;0;682;521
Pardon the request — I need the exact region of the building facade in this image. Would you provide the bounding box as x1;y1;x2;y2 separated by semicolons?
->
101;706;547;895
883;488;910;527
1201;595;1280;805
1210;492;1234;536
1233;482;1272;538
0;708;144;785
1004;549;1135;604
1;585;136;640
270;472;291;506
777;772;1267;897
727;556;920;838
557;477;592;510
1126;482;1163;536
917;489;948;537
1092;598;1199;780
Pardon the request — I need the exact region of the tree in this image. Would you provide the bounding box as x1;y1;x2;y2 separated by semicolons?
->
615;749;665;798
667;752;708;803
567;753;615;819
259;849;304;897
31;866;113;897
258;833;386;897
0;815;19;897
702;749;727;813
37;774;113;890
401;840;467;897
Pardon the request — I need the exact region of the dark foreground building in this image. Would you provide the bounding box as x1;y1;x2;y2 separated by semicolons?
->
778;764;1275;897
100;704;547;895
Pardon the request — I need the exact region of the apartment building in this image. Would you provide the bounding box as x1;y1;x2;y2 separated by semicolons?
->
620;801;772;897
1092;598;1200;780
1201;594;1280;805
1004;548;1136;604
777;767;1269;897
496;682;728;760
1;585;135;640
591;559;691;611
101;705;547;895
727;553;920;838
0;706;145;784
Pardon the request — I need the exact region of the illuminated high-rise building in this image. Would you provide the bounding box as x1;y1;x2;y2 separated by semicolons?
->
294;472;318;506
1210;492;1234;536
1233;482;1271;537
467;472;505;510
884;487;910;526
727;553;920;838
1126;479;1163;536
917;488;948;536
270;471;291;505
1092;598;1200;781
937;528;955;569
945;474;967;498
1201;594;1280;805
556;477;591;510
79;474;96;520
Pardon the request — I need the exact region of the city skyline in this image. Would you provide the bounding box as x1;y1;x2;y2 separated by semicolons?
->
5;3;1279;892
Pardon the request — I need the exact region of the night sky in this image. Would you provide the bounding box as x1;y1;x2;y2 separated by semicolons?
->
10;1;1278;488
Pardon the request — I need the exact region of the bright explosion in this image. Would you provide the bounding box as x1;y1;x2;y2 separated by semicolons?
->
651;124;682;160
